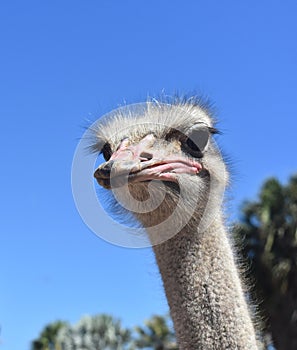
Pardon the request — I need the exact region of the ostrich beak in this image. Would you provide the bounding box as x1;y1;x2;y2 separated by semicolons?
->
94;134;202;189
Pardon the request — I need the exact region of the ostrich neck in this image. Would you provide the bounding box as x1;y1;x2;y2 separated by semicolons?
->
151;216;259;350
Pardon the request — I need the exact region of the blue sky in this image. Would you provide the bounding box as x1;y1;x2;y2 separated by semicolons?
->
0;0;296;348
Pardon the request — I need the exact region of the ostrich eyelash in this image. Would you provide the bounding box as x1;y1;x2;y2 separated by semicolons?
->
208;127;220;135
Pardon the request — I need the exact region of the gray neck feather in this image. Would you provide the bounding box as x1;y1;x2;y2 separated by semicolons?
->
152;216;259;350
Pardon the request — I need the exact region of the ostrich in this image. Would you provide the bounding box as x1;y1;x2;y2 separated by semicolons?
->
92;98;260;349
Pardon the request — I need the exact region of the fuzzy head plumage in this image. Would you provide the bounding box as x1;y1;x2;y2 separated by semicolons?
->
92;97;228;244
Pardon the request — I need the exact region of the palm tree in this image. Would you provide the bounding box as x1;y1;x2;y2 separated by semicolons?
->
31;321;67;350
237;175;297;350
132;315;178;350
56;314;131;350
31;315;131;350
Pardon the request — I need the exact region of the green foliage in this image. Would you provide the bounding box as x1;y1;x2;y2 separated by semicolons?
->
31;321;68;350
237;175;297;350
132;315;178;350
31;314;176;350
56;314;131;350
31;315;131;350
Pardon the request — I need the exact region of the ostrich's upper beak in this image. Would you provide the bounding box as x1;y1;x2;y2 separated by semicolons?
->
94;134;202;189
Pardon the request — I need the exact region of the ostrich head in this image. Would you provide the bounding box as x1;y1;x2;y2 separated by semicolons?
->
92;98;228;244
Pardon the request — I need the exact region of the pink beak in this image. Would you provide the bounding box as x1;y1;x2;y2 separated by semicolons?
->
94;134;202;189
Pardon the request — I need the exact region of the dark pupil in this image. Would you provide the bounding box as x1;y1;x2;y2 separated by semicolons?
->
186;137;200;152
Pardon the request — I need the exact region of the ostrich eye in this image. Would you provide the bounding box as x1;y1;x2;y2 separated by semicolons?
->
102;143;112;161
183;128;210;158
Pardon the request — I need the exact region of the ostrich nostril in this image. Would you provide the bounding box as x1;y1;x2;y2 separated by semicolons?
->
94;160;114;179
140;152;153;161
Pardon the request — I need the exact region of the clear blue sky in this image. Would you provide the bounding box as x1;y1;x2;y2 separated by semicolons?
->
0;1;296;349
